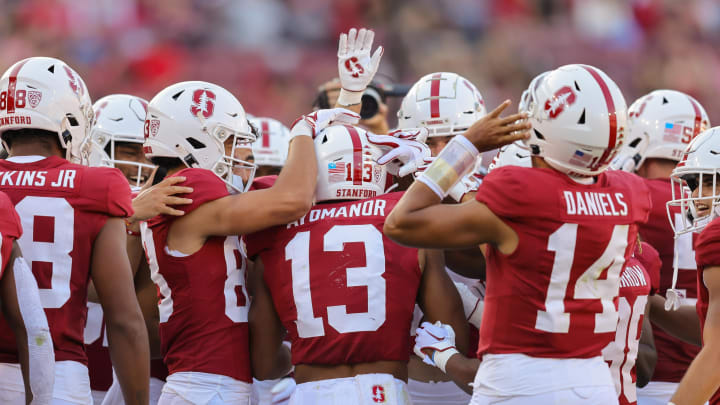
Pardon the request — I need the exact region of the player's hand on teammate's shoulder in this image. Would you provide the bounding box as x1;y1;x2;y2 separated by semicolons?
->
129;174;194;222
463;100;531;152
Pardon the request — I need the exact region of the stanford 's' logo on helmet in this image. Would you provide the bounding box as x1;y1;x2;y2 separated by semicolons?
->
63;66;83;96
544;86;576;119
628;95;653;119
190;89;216;119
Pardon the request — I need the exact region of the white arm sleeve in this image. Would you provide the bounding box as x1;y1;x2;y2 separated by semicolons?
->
13;257;55;404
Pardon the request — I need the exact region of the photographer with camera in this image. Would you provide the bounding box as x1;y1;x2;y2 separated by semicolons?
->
312;78;398;135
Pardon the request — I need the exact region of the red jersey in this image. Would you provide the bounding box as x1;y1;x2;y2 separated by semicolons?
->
143;168;251;382
639;177;700;382
84;302;112;391
0;156;132;365
694;217;720;405
246;192;422;366
475;166;651;358
603;242;660;405
0;191;22;273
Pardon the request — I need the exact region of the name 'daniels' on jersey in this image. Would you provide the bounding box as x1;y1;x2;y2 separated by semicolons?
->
563;190;628;217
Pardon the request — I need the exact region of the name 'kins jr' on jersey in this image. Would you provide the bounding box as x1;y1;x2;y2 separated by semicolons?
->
0;168;77;189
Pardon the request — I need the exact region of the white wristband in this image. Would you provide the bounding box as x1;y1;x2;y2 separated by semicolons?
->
337;88;363;106
432;347;460;373
417;135;479;199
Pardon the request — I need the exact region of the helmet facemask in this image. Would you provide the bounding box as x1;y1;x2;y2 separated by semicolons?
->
202;119;257;194
668;169;720;235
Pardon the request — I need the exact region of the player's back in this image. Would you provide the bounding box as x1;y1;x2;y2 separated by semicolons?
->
247;192;421;366
0;155;132;364
602;242;660;405
142;168;251;382
476;166;651;358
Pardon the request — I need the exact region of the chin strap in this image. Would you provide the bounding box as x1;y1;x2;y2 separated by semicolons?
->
665;235;681;311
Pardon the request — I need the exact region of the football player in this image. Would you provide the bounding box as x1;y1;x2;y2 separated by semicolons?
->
614;90;711;405
246;123;468;405
601;241;661;405
393;71;488;404
83;94;155;189
0;192;54;404
83;94;186;405
664;127;720;404
385;64;651;404
0;57;150;404
249;116;290;178
140;77;356;403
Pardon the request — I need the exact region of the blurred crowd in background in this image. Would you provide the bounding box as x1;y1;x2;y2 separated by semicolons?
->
2;0;720;126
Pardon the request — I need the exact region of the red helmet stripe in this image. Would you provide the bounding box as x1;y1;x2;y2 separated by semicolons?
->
582;66;617;168
344;125;363;185
429;73;442;118
261;120;270;148
686;95;702;139
6;60;30;114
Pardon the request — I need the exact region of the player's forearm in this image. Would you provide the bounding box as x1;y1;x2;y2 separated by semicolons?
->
444;354;479;395
105;317;150;405
13;328;32;404
267;136;316;222
671;344;720;404
649;295;702;346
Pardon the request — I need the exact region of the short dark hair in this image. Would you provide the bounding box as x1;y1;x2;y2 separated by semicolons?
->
1;128;61;150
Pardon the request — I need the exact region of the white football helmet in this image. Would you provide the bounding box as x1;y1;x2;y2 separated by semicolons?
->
667;127;720;235
143;81;256;193
488;142;532;173
82;94;156;188
397;72;486;137
520;64;628;177
249;117;289;167
614;90;710;172
0;57;93;162
315;124;390;202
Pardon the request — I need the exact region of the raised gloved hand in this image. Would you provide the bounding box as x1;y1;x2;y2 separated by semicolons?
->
413;321;459;373
367;128;431;178
289;108;360;140
337;28;384;106
270;378;296;405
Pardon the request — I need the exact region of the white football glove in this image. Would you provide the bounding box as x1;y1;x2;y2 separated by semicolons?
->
289;108;360;140
414;321;459;373
368;128;431;178
454;282;484;329
337;28;383;106
270;378;296;405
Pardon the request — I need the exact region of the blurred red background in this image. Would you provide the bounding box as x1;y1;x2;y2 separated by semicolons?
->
2;0;719;126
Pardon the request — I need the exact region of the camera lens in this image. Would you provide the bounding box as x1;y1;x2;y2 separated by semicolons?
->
360;93;379;119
